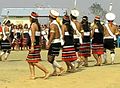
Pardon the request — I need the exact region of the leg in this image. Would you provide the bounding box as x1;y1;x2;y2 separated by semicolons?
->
48;55;64;75
0;51;5;61
84;57;88;67
93;54;99;66
33;62;50;79
98;54;102;66
51;64;57;76
53;60;64;75
66;61;75;73
76;56;84;68
48;55;57;75
65;62;71;72
28;62;35;79
3;50;10;61
110;49;115;64
103;49;107;64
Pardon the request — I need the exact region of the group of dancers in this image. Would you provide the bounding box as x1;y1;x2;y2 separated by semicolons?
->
0;8;119;80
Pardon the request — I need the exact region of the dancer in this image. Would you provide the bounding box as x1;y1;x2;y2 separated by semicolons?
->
26;12;50;80
0;20;11;61
79;16;91;67
91;16;104;66
46;10;64;76
22;24;31;50
62;14;77;72
70;9;83;67
103;12;119;64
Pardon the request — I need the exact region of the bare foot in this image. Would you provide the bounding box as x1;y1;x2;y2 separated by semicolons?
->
50;71;58;76
66;69;71;72
58;67;65;76
44;72;50;79
69;67;76;73
29;76;36;80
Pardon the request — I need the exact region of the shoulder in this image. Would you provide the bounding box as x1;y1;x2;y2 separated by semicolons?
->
91;24;97;30
75;21;81;25
31;23;37;27
50;23;58;30
31;23;37;31
113;24;118;28
62;24;67;29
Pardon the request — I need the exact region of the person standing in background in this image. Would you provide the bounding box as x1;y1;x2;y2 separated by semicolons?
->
22;24;31;50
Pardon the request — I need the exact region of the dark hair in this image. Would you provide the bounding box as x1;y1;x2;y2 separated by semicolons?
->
81;16;90;32
70;14;77;20
49;15;56;20
24;24;28;28
82;16;88;20
108;20;114;22
94;20;104;33
30;18;41;31
62;15;74;35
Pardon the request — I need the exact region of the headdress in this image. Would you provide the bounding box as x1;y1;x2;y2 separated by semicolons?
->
30;12;39;19
70;9;79;17
105;3;116;21
49;10;59;18
95;16;100;20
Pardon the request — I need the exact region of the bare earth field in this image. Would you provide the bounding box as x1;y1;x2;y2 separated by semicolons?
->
0;48;120;88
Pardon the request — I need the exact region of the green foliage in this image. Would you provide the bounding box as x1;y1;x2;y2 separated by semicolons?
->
89;2;107;20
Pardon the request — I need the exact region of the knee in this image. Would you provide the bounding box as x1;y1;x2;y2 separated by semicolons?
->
5;50;11;54
48;56;54;64
110;49;115;54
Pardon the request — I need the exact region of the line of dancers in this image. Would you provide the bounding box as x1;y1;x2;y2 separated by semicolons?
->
0;8;119;80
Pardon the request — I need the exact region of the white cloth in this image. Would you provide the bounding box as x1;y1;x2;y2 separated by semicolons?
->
105;24;116;40
50;20;64;45
71;21;82;44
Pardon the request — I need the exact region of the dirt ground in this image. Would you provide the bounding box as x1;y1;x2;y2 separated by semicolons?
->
0;48;120;88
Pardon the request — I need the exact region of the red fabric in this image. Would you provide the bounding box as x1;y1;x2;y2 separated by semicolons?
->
92;44;104;54
63;48;75;51
62;53;76;57
0;26;2;32
62;58;77;62
79;53;91;57
26;59;41;63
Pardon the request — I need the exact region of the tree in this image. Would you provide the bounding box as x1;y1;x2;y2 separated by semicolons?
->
89;2;107;20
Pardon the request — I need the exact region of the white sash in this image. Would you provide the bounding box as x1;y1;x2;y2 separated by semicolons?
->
41;30;49;42
105;24;116;41
50;20;64;45
71;21;82;44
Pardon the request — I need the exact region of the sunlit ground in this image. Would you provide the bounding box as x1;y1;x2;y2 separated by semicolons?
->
0;48;120;88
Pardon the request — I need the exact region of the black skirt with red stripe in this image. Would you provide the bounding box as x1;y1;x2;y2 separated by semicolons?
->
92;43;104;54
74;38;80;52
62;45;77;62
62;36;77;62
26;45;41;63
79;43;91;57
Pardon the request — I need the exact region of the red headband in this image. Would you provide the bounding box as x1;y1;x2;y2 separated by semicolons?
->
31;12;38;19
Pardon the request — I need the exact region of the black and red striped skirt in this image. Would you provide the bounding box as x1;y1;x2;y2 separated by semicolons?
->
62;45;77;62
26;45;41;63
92;43;104;54
79;43;91;57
